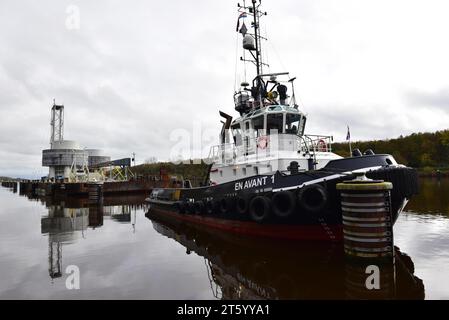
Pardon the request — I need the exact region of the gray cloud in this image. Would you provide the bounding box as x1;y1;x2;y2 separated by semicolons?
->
405;88;449;113
1;0;449;178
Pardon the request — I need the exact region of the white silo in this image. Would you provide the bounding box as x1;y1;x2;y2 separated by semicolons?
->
86;149;111;167
42;101;88;181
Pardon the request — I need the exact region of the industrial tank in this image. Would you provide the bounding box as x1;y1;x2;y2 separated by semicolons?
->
86;149;111;167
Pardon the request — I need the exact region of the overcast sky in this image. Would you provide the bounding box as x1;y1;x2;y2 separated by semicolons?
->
1;0;448;178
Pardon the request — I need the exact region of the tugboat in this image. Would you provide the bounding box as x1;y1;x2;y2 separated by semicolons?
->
146;0;418;241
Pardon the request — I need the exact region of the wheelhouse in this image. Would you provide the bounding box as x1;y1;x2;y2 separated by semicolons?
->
230;105;307;147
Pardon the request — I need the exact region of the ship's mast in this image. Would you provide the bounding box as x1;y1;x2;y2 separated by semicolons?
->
238;0;267;78
236;0;286;114
237;0;268;106
251;0;262;77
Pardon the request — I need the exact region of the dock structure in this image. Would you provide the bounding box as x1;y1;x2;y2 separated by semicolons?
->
1;167;180;201
1;181;16;188
14;178;167;199
2;100;198;201
3;167;196;200
1;181;18;193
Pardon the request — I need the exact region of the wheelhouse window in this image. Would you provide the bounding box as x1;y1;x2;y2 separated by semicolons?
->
285;113;301;134
252;115;264;137
267;113;283;135
231;123;242;146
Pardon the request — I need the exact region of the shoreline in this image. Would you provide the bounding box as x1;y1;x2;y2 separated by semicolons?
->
417;169;449;178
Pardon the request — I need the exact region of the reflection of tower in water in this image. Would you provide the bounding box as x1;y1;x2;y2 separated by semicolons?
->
40;196;141;280
48;241;62;279
44;206;89;279
41;204;89;280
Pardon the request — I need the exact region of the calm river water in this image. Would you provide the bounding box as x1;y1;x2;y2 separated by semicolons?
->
0;178;448;299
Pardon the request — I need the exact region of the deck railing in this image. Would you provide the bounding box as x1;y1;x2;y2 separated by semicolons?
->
208;134;333;165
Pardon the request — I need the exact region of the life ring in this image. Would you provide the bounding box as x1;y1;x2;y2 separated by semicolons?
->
272;191;296;218
258;136;269;149
297;184;328;214
249;196;272;223
316;139;327;152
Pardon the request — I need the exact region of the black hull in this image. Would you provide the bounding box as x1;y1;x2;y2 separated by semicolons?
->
148;155;418;241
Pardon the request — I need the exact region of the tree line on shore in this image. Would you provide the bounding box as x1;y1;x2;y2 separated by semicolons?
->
332;129;449;172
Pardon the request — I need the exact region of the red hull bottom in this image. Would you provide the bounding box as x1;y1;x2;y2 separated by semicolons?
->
149;207;343;242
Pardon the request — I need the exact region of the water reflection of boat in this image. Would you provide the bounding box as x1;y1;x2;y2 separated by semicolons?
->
146;209;424;300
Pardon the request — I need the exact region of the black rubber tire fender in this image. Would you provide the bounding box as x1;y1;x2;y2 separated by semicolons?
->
297;184;328;213
219;197;236;214
187;201;196;214
205;199;216;215
226;197;236;212
194;200;205;214
219;198;228;214
236;195;251;215
272;191;296;218
177;201;186;214
249;196;272;223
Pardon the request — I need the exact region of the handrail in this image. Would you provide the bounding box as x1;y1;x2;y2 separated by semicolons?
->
208;133;333;165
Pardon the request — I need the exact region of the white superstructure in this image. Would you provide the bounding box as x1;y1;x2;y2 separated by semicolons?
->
207;1;342;185
209;96;342;185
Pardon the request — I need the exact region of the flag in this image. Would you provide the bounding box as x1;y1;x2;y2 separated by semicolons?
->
236;12;248;32
346;126;351;141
